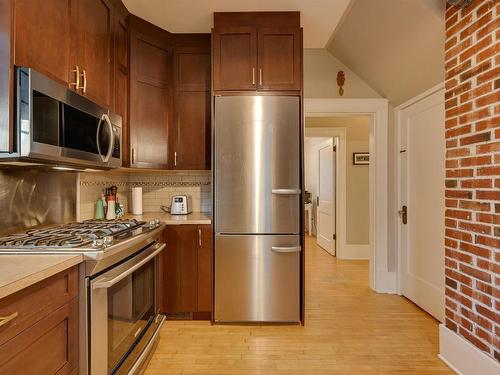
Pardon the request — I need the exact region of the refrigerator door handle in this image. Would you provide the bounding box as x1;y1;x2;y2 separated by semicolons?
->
271;246;302;253
271;189;301;195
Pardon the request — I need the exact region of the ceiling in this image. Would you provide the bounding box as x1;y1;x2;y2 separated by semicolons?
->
122;0;353;48
327;0;446;106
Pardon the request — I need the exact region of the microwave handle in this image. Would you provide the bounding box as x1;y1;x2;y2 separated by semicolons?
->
92;243;165;290
96;114;115;163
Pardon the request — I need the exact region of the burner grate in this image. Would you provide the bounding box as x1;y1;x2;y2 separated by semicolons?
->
0;219;145;249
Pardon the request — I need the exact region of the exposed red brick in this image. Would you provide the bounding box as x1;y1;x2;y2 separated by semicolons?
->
475;117;499;132
459;263;491;282
461;178;492;188
476;190;500;200
459;107;490;125
458;221;491;235
476;304;499;322
477;66;500;85
477;166;500;176
476;92;500;108
446;267;473;286
446;198;459;208
460;155;491;166
446;190;473;199
460;241;491;259
460;131;491;146
446;148;471;158
459;35;492;62
446;209;472;220
459;200;490;211
446;228;473;242
475;235;500;248
447;168;474;178
461;307;492;330
461;284;492;307
476;141;500;154
459;82;491;103
476;212;500;225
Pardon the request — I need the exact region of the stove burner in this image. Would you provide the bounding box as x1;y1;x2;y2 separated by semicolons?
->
0;219;145;250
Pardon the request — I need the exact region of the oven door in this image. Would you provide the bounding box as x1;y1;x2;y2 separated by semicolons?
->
90;242;165;375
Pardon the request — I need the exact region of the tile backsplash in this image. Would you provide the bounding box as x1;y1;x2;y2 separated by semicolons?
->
79;171;211;221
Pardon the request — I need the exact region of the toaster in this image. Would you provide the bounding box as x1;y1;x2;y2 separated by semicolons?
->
170;195;192;215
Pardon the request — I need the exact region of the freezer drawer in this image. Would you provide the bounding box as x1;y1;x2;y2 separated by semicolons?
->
215;95;300;234
214;235;300;322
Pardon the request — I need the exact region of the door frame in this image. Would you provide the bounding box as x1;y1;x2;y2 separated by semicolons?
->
305;129;345;258
395;82;445;295
304;98;392;293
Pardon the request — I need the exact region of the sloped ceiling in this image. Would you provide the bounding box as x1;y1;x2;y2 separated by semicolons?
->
328;0;446;106
122;0;353;48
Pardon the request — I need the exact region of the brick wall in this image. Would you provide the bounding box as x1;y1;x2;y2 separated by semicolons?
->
444;0;499;362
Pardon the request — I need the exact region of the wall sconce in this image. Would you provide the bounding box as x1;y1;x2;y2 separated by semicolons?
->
337;71;345;96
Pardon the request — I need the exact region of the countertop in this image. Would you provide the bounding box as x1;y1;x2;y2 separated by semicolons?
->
124;211;212;225
0;254;83;300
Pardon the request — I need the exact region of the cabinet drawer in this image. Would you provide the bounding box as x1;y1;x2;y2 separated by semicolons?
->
0;298;78;375
0;266;78;346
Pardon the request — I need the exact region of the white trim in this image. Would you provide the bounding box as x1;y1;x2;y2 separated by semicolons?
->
343;244;370;259
396;84;445;295
305;98;393;293
397;82;446;110
305;127;346;260
439;324;500;375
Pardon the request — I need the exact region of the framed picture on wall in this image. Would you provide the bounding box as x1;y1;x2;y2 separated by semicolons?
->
353;152;369;165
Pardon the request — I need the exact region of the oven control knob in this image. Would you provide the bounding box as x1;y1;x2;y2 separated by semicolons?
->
92;238;104;248
149;219;158;227
154;218;160;225
103;236;113;245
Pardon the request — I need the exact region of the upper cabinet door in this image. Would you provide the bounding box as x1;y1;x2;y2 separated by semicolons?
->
212;27;257;91
14;0;72;85
129;33;171;169
72;0;112;107
258;28;301;91
173;47;211;170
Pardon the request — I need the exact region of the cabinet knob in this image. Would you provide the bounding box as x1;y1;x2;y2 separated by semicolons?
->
198;228;202;247
252;67;256;85
174;151;177;167
259;68;262;86
131;148;136;164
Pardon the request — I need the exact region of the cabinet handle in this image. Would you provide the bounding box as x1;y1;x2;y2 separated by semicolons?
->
252;67;255;85
82;69;87;94
259;68;262;86
131;148;136;164
70;66;81;90
174;151;177;167
0;312;18;328
198;228;202;247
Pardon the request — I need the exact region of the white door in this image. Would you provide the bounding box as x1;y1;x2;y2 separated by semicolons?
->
399;88;445;322
317;139;335;255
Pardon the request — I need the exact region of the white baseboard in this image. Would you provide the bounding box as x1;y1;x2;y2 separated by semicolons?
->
338;244;369;259
439;324;500;375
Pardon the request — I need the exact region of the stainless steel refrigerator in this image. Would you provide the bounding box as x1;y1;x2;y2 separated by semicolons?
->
214;95;301;323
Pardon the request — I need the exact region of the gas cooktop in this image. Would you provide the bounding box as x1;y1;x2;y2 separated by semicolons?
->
0;218;161;251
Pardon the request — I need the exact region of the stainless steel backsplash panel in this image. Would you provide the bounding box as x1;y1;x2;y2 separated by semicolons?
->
0;168;77;235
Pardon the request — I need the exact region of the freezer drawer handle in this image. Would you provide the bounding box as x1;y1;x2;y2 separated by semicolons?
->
271;246;302;253
271;189;301;195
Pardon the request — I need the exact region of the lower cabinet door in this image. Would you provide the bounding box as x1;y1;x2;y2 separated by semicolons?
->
0;299;78;374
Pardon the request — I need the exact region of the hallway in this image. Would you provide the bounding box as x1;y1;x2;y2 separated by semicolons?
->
145;236;452;374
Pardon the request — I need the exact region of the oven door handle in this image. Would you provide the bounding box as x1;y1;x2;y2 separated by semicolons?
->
92;243;165;290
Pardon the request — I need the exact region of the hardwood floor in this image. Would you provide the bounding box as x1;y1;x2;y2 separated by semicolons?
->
145;236;452;374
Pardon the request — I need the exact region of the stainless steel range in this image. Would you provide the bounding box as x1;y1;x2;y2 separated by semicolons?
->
0;218;166;375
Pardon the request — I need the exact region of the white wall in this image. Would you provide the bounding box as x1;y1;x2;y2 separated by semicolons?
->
304;49;381;99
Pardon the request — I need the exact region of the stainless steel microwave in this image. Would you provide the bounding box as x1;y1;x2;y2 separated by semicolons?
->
0;67;122;169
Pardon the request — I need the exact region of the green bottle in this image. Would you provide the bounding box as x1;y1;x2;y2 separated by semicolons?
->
95;198;105;220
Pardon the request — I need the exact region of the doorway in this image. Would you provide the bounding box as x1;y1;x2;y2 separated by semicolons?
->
304;98;391;293
305;137;337;256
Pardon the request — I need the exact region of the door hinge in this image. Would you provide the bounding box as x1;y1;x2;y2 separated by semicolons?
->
333;234;336;240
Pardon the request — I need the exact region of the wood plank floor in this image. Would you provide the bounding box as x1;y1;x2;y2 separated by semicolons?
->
145;236;452;374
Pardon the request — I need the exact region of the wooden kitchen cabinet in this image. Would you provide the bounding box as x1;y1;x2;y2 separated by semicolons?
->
212;13;302;92
129;20;172;169
71;0;113;108
258;28;301;91
113;13;129;166
13;0;72;86
0;267;78;374
172;45;211;170
162;225;212;317
212;27;257;91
